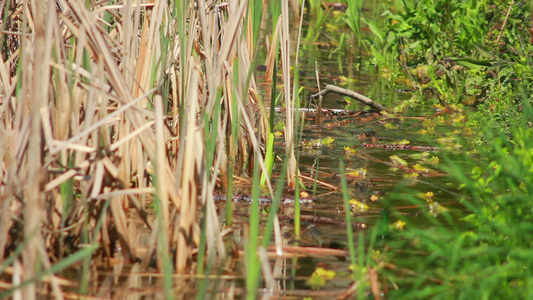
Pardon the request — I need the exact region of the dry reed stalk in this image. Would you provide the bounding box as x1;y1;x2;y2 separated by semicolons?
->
169;0;273;272
0;0;276;295
0;0;161;281
280;1;298;189
21;0;53;297
175;58;201;272
264;19;281;88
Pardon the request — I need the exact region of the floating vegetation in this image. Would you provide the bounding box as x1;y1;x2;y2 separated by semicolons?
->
416;127;436;134
421;156;440;166
391;220;406;230
301;137;336;149
349;199;370;213
390;155;408;166
392;139;411;145
347;168;368;178
307;267;337;289
422;117;445;127
384;122;400;129
402;172;419;180
412;164;434;174
343;146;358;158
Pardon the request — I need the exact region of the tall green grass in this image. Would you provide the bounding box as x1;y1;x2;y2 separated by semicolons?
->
344;0;363;45
339;161;357;273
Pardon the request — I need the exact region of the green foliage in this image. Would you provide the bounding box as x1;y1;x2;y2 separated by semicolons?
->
375;0;533;110
385;0;491;61
370;1;533;298
385;107;533;298
344;0;363;42
382;0;533;147
463;115;533;246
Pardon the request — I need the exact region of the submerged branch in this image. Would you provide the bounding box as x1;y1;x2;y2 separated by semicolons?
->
311;84;388;112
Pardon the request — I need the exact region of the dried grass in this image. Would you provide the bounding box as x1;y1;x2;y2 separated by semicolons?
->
0;0;301;297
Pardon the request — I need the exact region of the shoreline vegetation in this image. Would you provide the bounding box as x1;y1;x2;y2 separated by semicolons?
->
366;0;533;298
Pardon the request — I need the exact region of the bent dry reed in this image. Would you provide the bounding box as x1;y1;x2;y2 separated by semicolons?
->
0;0;302;298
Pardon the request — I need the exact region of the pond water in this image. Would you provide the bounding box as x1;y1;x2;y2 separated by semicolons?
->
68;5;474;299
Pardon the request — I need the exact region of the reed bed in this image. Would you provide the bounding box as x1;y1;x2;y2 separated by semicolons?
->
0;0;300;297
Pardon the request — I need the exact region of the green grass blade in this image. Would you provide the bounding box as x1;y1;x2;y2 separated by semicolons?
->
339;160;357;273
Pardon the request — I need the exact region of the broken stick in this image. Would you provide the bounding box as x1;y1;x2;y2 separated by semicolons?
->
310;84;388;112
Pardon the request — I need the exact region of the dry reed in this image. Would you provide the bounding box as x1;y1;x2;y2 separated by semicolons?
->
0;0;304;297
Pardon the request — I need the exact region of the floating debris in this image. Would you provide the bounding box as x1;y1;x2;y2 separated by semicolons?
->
213;194;314;204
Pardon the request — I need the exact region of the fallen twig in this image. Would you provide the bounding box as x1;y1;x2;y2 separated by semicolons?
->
311;84;388;112
299;173;339;190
